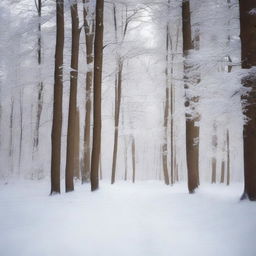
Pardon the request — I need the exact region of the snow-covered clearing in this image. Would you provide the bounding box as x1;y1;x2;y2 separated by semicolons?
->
0;180;256;256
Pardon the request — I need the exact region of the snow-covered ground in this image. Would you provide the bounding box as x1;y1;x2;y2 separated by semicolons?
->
0;180;255;256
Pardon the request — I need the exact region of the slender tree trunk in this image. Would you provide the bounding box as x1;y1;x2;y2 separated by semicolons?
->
111;4;132;184
221;0;232;187
82;0;94;184
111;61;123;184
74;108;80;179
90;0;104;191
211;158;217;183
211;123;217;183
65;2;80;192
239;0;256;200
170;82;174;184
171;20;180;184
220;129;227;183
182;0;199;193
111;4;128;184
162;20;170;186
9;98;14;174
50;0;64;195
124;137;128;181
132;136;136;183
18;88;23;173
227;0;233;73
33;0;43;151
174;157;179;182
226;129;230;186
220;160;225;183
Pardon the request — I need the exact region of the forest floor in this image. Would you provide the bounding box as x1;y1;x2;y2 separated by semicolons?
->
0;179;256;256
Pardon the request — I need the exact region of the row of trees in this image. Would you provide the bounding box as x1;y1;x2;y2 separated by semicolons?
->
50;0;104;193
48;0;256;200
0;0;255;200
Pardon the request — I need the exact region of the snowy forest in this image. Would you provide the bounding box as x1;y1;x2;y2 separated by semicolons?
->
0;0;256;255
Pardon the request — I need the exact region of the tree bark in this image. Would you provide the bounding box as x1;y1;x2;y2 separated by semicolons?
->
171;19;180;184
226;129;230;186
239;0;256;200
82;0;94;184
162;18;170;186
65;2;80;192
33;0;43;152
74;108;80;179
220;160;225;183
211;123;217;183
182;0;199;193
111;61;123;184
90;0;104;191
211;158;217;183
50;0;64;195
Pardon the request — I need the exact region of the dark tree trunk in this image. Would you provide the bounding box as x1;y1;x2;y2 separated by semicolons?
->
33;0;43;151
220;160;225;183
226;129;230;186
65;2;80;192
239;0;256;200
50;0;64;195
111;61;123;184
74;108;80;179
82;0;95;184
90;0;104;191
182;0;199;193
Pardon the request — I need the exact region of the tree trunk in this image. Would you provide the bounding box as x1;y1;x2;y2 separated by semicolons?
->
132;136;136;183
99;153;103;180
50;0;64;195
18;88;23;173
82;0;94;184
211;123;217;183
182;0;199;193
90;0;104;191
9;98;14;174
162;19;170;186
65;2;80;193
124;138;128;181
170;17;180;184
211;158;217;184
74;108;80;179
33;0;43;152
220;160;225;183
239;0;256;200
226;129;230;186
111;61;123;184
